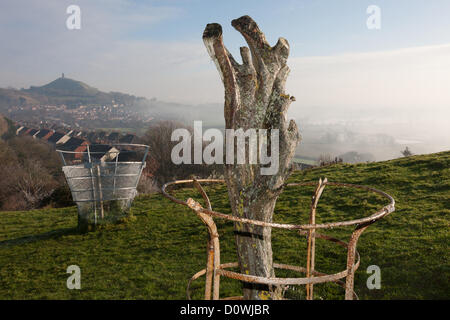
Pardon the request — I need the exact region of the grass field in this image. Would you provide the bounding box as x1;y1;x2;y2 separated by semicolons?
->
293;157;317;166
0;151;448;299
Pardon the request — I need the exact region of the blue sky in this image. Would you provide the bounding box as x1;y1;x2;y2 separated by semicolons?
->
117;0;450;56
1;0;449;116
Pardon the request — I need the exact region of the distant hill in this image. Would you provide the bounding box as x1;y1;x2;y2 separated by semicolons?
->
26;77;100;97
0;77;223;125
0;88;41;110
0;76;146;109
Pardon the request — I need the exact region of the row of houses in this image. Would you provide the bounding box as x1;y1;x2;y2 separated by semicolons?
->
15;126;140;163
16;126;138;144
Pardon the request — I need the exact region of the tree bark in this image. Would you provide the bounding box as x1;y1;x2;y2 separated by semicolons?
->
203;16;300;299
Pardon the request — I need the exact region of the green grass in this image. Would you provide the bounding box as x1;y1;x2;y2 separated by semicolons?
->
293;157;317;166
0;151;449;300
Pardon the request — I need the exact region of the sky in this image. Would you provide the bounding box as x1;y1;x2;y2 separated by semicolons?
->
1;0;450;144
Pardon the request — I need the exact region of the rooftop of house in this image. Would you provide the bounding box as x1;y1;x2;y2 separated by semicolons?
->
119;134;136;144
87;144;112;153
34;129;52;139
97;131;106;139
59;137;86;149
17;127;29;135
41;131;55;140
47;132;66;144
117;150;140;162
58;142;87;152
27;129;38;136
86;132;98;141
86;145;115;160
107;132;120;141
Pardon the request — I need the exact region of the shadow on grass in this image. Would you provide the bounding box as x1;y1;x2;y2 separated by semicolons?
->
0;227;79;248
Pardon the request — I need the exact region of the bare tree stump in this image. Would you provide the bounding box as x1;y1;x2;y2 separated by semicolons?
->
203;15;300;299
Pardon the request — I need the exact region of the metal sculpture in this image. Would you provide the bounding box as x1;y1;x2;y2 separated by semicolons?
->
57;144;149;231
162;178;395;300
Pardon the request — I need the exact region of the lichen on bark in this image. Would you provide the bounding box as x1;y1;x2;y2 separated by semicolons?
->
202;15;300;299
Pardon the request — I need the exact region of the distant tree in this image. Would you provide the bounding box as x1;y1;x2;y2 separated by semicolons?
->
318;154;343;166
137;174;159;194
42;185;74;208
0;136;62;210
339;151;375;164
0;116;17;140
0;161;57;210
13;161;58;208
0;140;16;163
401;146;413;157
318;153;333;166
8;136;64;182
141;121;217;187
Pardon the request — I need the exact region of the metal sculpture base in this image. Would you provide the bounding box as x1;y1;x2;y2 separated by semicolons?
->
58;144;149;232
162;178;395;300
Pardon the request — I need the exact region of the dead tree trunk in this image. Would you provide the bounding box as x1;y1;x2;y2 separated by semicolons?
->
203;16;300;299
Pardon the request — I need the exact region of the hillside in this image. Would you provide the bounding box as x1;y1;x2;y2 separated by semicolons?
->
26;77;101;97
0;88;41;110
0;77;145;110
0;77;224;125
0;114;16;140
0;151;448;299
